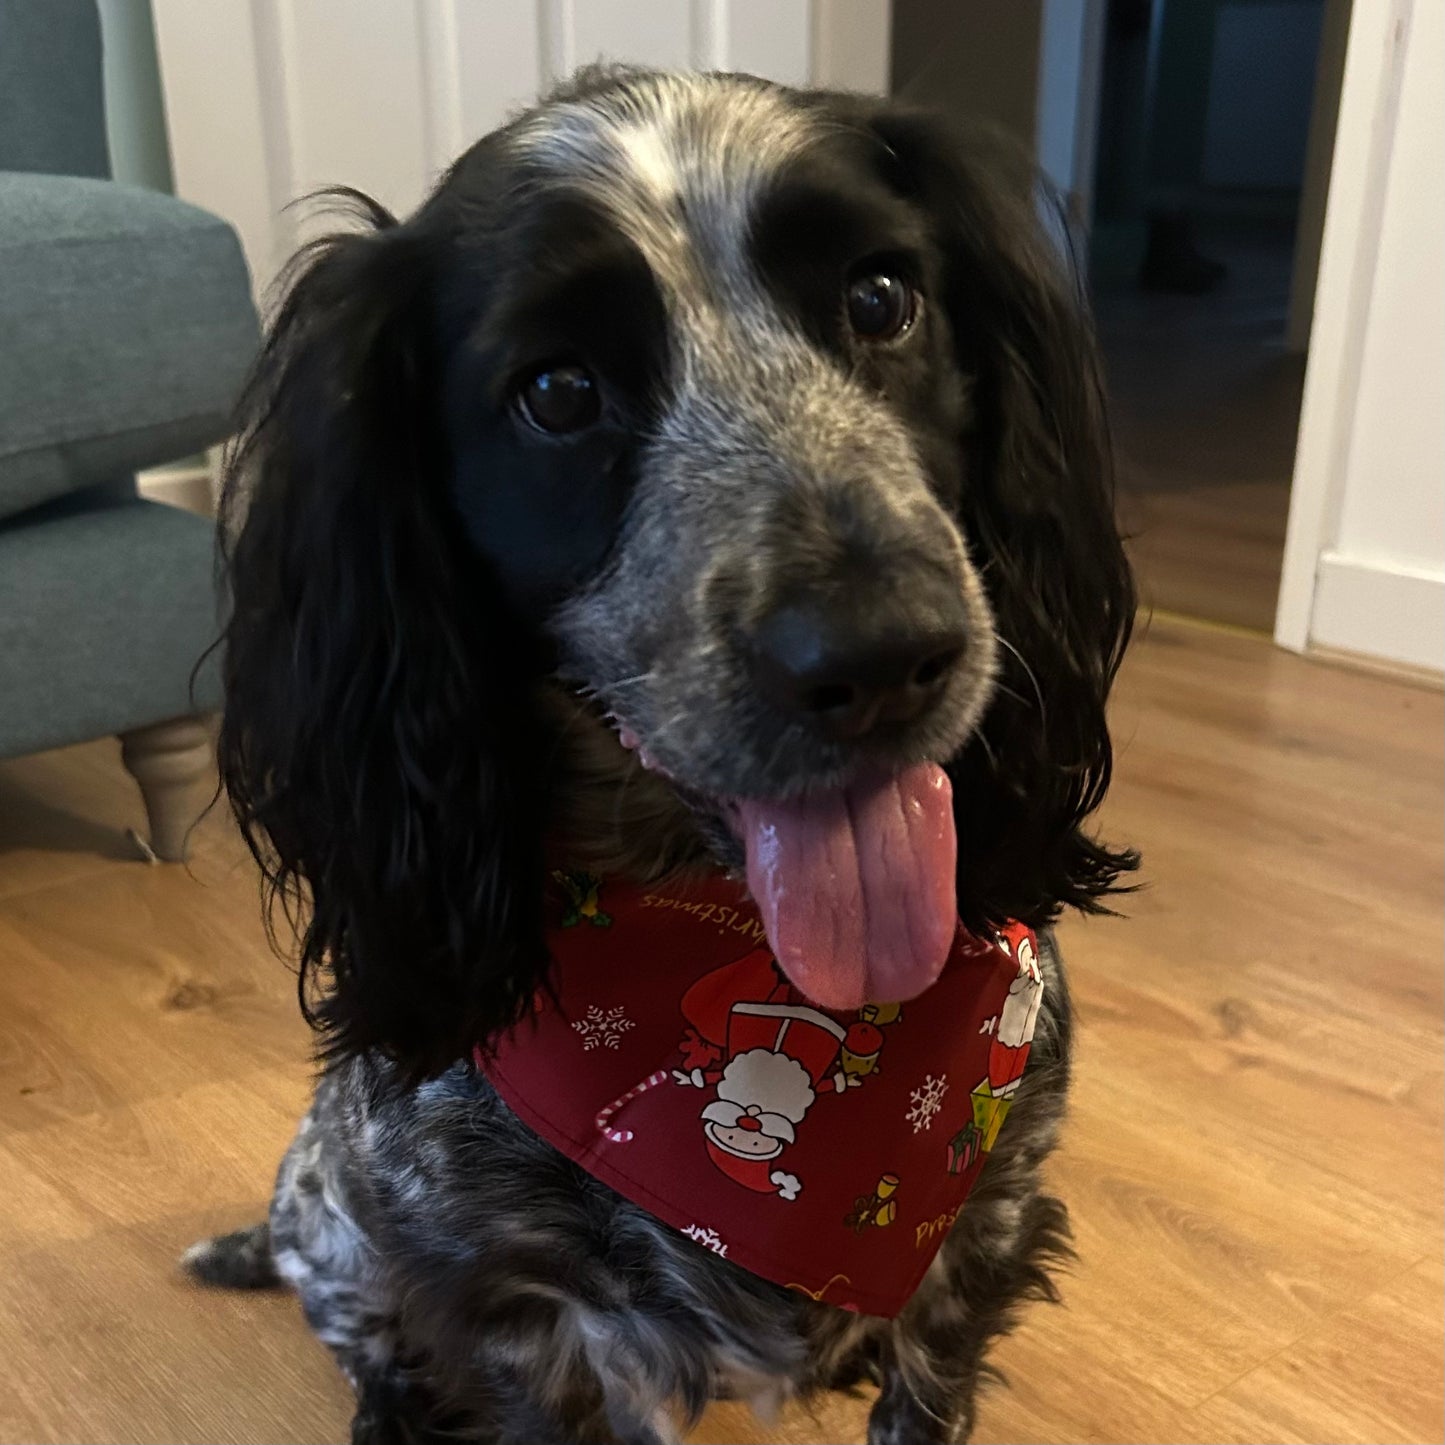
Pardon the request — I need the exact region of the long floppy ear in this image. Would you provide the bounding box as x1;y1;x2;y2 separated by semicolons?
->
870;111;1139;927
218;192;549;1081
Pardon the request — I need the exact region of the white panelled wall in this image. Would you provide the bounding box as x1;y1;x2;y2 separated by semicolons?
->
150;0;889;300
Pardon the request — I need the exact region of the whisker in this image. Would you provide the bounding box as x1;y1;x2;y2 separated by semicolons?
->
972;729;998;770
598;670;656;693
992;631;1046;725
641;705;691;755
989;678;1033;711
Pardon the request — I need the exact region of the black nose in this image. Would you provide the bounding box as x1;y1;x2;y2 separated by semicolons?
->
749;594;969;740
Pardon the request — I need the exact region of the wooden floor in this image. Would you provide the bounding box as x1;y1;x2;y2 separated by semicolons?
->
1117;479;1292;639
1;616;1441;1444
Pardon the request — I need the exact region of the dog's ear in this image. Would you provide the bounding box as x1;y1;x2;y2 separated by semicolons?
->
868;110;1139;926
217;192;548;1081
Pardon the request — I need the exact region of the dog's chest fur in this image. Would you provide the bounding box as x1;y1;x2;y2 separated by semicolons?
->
271;930;1070;1441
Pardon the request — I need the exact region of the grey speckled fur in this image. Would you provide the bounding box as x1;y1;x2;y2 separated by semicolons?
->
541;75;998;803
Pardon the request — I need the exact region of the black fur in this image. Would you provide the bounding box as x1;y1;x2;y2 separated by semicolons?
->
199;69;1134;1443
217;187;553;1080
870;111;1137;930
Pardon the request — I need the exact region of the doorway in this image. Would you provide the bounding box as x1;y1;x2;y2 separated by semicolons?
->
891;0;1351;634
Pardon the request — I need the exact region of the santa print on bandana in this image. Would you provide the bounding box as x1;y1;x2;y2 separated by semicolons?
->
480;870;1042;1318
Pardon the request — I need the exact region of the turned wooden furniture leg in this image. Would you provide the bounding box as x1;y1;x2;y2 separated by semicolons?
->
118;716;214;862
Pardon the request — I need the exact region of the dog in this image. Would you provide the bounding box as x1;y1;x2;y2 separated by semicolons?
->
185;67;1136;1444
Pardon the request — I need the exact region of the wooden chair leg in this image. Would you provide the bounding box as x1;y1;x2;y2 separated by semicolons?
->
118;716;214;862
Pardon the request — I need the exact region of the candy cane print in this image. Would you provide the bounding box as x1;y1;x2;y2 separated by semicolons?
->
595;1070;670;1142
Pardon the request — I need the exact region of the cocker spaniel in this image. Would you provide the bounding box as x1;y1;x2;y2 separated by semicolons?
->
185;67;1135;1445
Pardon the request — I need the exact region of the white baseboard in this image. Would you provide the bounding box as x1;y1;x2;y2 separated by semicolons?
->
1311;551;1445;673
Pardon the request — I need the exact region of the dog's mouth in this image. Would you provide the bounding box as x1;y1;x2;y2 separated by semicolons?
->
614;722;957;1009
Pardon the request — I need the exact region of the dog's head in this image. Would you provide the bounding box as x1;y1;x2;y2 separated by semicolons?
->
219;69;1135;1078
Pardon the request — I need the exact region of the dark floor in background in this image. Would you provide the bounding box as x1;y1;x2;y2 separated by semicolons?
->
1094;216;1305;633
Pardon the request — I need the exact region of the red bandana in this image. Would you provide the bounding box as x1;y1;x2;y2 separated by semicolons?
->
479;870;1042;1318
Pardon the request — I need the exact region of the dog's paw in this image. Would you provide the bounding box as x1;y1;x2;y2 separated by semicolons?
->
180;1222;279;1289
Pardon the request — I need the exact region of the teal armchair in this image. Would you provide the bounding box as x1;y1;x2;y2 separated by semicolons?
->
0;0;259;858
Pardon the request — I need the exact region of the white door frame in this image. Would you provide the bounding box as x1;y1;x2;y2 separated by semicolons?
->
1274;0;1412;653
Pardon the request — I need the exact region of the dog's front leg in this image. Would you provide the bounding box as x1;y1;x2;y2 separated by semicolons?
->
868;1180;1073;1443
350;1376;457;1445
866;1304;986;1445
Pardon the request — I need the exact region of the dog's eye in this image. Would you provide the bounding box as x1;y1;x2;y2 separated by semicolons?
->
845;272;916;342
516;364;601;435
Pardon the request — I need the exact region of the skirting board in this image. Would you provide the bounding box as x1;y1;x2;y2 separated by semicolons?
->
1307;641;1445;691
1310;550;1445;673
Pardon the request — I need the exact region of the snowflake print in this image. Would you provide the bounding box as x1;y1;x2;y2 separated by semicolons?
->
906;1073;949;1133
681;1224;728;1257
572;1004;635;1051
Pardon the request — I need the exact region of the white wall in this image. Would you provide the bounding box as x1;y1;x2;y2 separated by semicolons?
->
811;0;891;95
889;0;1103;213
1278;0;1444;672
151;0;890;301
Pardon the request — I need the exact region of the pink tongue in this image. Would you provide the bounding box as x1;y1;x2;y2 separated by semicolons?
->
738;763;958;1009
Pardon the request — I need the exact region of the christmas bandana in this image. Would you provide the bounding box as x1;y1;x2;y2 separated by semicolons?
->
480;870;1042;1318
